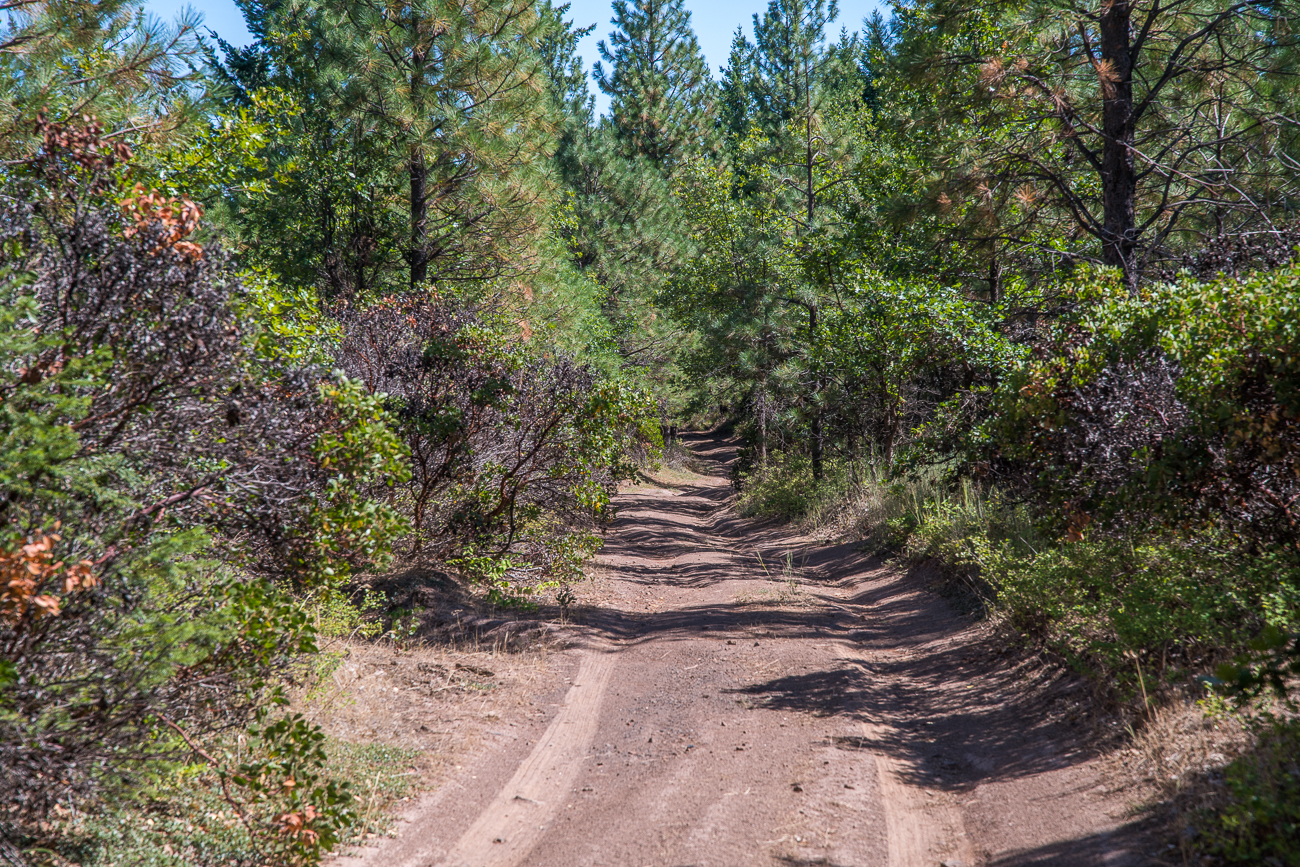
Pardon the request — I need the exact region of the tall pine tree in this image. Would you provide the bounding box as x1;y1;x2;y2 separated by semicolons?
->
747;0;860;480
718;28;757;147
330;0;556;291
595;0;718;171
880;0;1300;288
214;0;558;295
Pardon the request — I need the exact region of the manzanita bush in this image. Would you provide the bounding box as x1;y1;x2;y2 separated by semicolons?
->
0;119;404;858
333;290;658;594
981;265;1300;698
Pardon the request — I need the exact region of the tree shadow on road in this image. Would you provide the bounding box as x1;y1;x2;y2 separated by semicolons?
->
590;513;1101;794
985;822;1157;866
723;635;1097;794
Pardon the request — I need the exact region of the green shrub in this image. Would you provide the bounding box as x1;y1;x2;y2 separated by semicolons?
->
1197;717;1300;866
844;470;943;551
310;583;388;640
0;118;408;861
735;452;843;521
792;455;1298;699
34;738;419;866
735;452;1011;556
735;466;806;520
904;482;1027;562
985;540;1299;691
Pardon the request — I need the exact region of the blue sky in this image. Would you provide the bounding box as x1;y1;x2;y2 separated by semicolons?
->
150;0;888;113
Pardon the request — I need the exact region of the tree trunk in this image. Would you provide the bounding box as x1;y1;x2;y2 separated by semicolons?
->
409;48;429;291
804;109;825;483
987;244;1001;304
1099;0;1138;291
847;424;858;485
883;400;898;469
409;147;428;290
810;405;823;482
808;305;823;483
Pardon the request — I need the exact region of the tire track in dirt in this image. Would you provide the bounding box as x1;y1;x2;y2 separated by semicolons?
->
866;708;975;866
339;433;1154;867
438;651;617;867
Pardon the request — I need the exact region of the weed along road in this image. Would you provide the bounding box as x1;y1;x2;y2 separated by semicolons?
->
340;433;1148;867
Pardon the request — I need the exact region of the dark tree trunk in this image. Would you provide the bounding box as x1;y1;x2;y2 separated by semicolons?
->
987;244;1001;304
1099;0;1138;291
803;116;825;484
847;424;858;484
321;191;338;295
409;148;428;290
409;48;429;291
811;407;823;482
883;404;898;468
808;304;823;483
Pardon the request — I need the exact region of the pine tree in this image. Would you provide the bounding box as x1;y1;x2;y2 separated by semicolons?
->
562;123;697;405
718;28;756;146
212;0;410;296
749;0;838;133
595;0;718;171
332;0;558;291
882;0;1300;289
539;0;599;223
219;0;560;295
539;0;596;124
549;0;717;406
0;0;199;159
745;0;861;480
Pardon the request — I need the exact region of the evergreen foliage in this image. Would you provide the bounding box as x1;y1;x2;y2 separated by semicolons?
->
0;0;200;158
878;0;1300;288
558;0;721;412
4;0;1300;860
595;0;718;169
212;0;558;294
0;119;405;855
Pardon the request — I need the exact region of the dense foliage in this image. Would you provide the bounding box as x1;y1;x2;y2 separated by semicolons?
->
3;0;1299;860
335;291;654;578
0;0;654;858
0;120;405;858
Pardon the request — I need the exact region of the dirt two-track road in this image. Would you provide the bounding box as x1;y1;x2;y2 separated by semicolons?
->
341;433;1153;867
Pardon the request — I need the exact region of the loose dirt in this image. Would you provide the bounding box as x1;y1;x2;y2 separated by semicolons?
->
337;433;1156;867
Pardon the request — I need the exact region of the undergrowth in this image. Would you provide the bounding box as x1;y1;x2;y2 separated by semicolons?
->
1193;714;1300;866
26;740;419;867
736;448;1300;863
660;438;710;475
734;452;865;529
737;451;1299;697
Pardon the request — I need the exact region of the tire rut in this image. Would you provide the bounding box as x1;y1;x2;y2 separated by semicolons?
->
439;651;617;867
338;432;1152;867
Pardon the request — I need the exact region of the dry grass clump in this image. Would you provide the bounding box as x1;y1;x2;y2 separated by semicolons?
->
1115;697;1250;802
1104;695;1300;865
732;548;814;607
659;439;712;476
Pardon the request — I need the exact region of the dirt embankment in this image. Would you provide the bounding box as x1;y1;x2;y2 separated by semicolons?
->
335;433;1157;867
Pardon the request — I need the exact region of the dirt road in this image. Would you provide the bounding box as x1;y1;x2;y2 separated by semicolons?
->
341;433;1152;867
